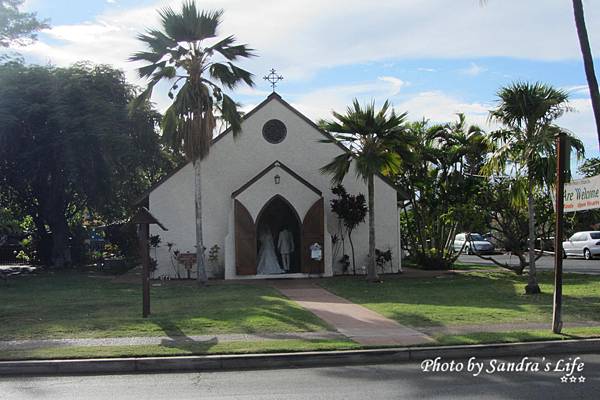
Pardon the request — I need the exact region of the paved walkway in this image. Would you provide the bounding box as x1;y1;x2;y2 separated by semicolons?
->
271;280;434;346
0;332;345;352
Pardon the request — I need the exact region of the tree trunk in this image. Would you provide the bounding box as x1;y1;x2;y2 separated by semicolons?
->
48;215;70;269
348;230;356;275
572;0;600;150
33;215;52;265
367;174;378;281
194;160;208;285
526;177;541;294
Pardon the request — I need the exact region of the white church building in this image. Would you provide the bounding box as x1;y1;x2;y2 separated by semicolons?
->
138;93;404;279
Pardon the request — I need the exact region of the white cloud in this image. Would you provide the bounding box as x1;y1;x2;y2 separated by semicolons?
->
288;77;412;121
460;62;487;76
377;76;407;96
15;0;600;86
396;91;492;128
12;0;599;157
558;97;598;154
288;79;492;134
563;84;590;97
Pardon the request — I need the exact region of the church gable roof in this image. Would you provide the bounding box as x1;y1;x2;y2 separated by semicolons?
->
134;92;406;205
231;160;322;199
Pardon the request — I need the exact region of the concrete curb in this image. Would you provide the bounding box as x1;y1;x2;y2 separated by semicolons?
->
1;338;600;376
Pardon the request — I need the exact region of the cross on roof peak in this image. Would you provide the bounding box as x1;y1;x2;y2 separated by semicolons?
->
263;68;283;92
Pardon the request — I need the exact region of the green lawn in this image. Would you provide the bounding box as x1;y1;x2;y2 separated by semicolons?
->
319;271;600;328
402;261;499;271
0;272;329;340
0;339;360;361
435;326;600;346
450;262;500;271
3;270;600;360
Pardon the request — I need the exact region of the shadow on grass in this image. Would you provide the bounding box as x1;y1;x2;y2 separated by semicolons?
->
154;319;219;353
318;272;600;328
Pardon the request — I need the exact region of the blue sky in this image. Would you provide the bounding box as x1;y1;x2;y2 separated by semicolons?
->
15;0;600;167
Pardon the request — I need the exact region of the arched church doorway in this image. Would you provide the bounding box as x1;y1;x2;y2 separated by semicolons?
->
255;195;301;274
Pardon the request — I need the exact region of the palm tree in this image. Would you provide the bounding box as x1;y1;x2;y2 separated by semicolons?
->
131;1;254;284
319;99;410;281
485;82;585;294
572;0;600;150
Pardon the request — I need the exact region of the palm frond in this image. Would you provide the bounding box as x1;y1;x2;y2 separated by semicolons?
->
220;93;243;135
209;35;256;60
320;153;353;185
159;3;221;43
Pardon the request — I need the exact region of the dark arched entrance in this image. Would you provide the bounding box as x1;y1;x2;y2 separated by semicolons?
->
256;195;301;274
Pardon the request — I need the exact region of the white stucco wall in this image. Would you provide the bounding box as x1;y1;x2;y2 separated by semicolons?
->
149;94;401;279
234;166;321;223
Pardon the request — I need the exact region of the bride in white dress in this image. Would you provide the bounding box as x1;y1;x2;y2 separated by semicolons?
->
257;227;284;275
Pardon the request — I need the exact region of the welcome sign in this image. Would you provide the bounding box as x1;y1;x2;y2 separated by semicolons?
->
561;174;600;212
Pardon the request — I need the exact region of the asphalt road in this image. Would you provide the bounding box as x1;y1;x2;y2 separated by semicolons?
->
458;254;600;274
1;354;599;399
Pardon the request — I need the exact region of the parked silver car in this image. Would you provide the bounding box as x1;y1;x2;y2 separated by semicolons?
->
453;233;495;255
562;231;600;260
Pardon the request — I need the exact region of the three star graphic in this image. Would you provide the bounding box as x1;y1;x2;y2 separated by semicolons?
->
561;375;586;383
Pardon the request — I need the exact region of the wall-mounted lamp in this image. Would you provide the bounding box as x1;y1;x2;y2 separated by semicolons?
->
274;174;281;184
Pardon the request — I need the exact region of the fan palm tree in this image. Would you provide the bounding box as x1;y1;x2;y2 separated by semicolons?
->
485;82;585;294
131;1;255;284
319;99;410;281
572;0;600;151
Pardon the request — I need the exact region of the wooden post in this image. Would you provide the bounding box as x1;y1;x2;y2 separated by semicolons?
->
131;207;166;319
140;223;150;318
552;132;566;333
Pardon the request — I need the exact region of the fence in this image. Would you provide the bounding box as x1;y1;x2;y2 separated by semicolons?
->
0;245;27;266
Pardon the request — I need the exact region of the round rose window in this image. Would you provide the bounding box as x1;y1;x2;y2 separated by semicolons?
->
262;119;287;144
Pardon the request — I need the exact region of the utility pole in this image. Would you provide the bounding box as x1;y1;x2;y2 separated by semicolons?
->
140;222;150;318
552;132;566;333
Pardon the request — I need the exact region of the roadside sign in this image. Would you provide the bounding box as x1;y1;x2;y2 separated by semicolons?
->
552;173;600;212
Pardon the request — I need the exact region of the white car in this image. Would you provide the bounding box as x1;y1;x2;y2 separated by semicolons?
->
562;231;600;260
453;233;495;255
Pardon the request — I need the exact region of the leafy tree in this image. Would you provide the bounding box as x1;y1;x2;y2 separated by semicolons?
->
320;99;410;281
485;82;585;294
472;178;554;274
0;0;48;47
131;1;255;284
397;116;489;269
578;157;600;177
0;61;167;267
330;185;367;274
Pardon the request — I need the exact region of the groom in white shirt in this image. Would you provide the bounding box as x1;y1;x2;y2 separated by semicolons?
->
277;228;294;272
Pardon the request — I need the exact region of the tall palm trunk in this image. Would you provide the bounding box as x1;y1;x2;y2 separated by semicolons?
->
347;230;357;275
194;160;208;284
367;174;378;281
572;0;600;150
526;174;541;294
